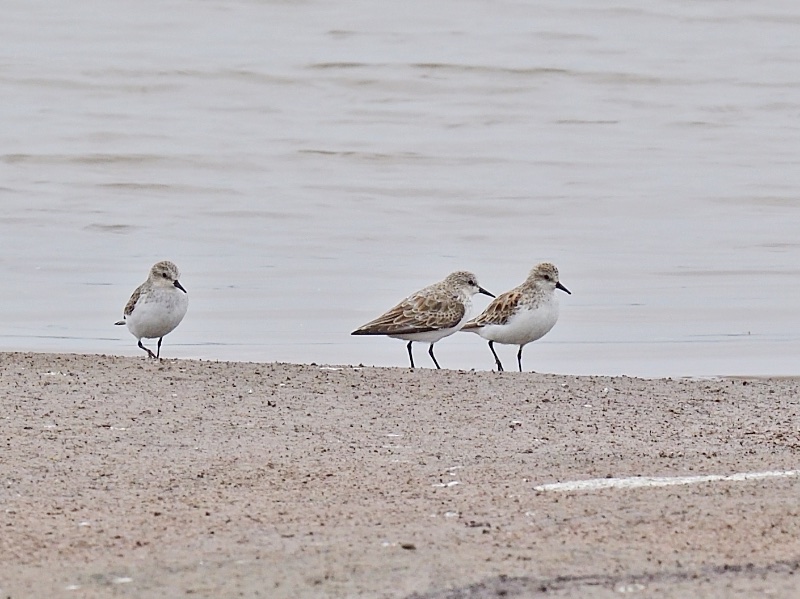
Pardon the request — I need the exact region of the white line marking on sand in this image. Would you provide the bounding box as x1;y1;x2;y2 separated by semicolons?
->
534;470;800;492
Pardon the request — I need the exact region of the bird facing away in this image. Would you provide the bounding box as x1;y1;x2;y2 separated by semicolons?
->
351;271;495;369
462;262;570;372
115;261;189;359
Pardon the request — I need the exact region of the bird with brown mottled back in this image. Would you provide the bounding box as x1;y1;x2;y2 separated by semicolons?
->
115;261;188;359
352;271;494;369
462;263;570;372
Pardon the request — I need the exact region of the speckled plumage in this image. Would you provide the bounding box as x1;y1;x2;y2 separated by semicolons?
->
352;271;494;369
463;263;570;372
115;261;188;359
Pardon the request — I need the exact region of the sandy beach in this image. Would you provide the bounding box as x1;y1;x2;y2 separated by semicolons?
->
1;352;799;598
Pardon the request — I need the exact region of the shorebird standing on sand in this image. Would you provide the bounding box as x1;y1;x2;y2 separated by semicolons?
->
115;260;188;359
352;271;495;369
462;262;570;372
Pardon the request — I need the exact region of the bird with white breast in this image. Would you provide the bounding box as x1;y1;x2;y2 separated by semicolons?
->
115;260;188;359
352;270;494;369
462;262;570;372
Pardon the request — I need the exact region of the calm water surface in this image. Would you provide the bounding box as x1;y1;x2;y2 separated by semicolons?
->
2;0;800;376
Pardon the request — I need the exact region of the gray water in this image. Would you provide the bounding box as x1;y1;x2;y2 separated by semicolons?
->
2;0;800;377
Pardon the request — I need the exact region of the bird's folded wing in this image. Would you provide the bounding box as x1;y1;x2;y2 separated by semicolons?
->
123;284;144;317
352;290;465;335
463;289;521;328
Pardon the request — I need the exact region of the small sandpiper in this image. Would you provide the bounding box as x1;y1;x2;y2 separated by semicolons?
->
462;262;570;372
115;260;188;359
352;271;494;369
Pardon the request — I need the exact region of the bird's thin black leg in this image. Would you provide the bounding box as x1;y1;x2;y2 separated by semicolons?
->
406;341;415;369
428;343;441;369
517;346;524;372
157;337;163;359
489;341;504;372
138;339;157;359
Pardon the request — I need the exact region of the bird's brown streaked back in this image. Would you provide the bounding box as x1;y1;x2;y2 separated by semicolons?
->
352;290;466;336
462;288;523;329
122;284;144;318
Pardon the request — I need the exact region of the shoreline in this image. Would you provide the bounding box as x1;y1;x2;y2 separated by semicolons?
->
6;349;800;381
2;352;799;598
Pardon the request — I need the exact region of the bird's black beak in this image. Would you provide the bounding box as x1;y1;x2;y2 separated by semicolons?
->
479;287;495;298
556;282;571;295
174;280;187;293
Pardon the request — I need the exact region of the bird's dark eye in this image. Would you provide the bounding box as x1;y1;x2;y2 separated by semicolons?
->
162;272;169;278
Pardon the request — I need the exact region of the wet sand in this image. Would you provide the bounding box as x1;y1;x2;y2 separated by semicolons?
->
1;352;799;598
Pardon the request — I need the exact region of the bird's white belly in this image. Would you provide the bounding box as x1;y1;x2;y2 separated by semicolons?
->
479;300;559;346
390;326;459;343
127;290;188;339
